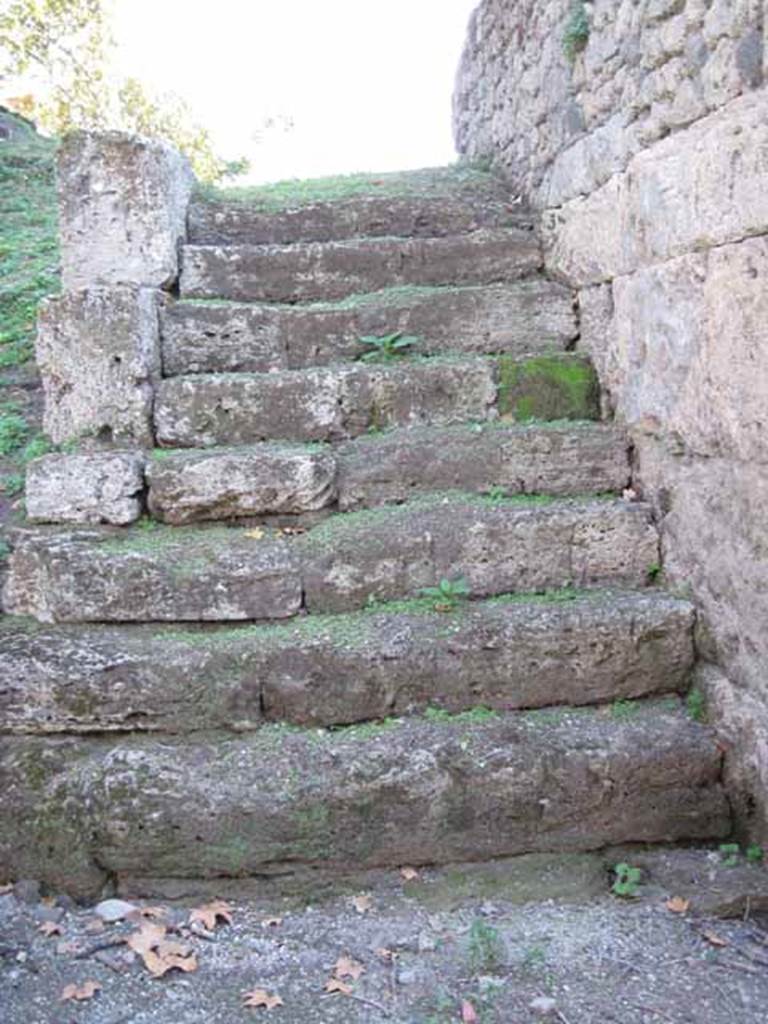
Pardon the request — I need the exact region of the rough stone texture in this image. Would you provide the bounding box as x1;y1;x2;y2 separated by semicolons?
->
154;360;498;446
0;706;729;899
0;592;694;733
147;445;337;523
57;131;194;289
179;228;541;302
160;280;577;376
454;0;766;207
453;2;768;838
36;287;160;446
25;451;146;525
299;497;659;613
336;422;629;511
2;527;301;623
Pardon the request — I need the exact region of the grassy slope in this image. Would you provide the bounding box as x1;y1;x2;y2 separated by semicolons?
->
0;113;59;514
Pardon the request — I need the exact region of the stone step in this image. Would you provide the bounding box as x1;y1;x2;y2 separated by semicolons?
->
3;496;658;622
188;165;526;246
153;355;598;447
0;704;730;899
161;280;576;376
0;590;695;733
145;422;628;524
179;228;541;303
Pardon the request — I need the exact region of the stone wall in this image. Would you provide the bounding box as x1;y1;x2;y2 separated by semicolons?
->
455;0;768;840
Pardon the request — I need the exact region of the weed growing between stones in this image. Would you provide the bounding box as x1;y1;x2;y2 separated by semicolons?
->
418;576;470;611
612;862;642;898
686;687;706;722
357;330;420;362
563;2;590;63
467;918;506;973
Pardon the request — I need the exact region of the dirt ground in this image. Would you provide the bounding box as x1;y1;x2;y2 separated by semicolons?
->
2;847;768;1024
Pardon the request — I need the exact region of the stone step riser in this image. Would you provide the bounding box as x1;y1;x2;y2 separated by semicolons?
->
0;708;730;900
180;228;541;303
0;593;695;733
154;355;598;448
3;499;658;623
161;280;576;376
188;190;527;246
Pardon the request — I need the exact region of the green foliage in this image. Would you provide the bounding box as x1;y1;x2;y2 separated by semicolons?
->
0;0;245;183
611;699;639;720
467;918;505;974
719;843;741;867
0;405;29;455
485;484;507;502
425;706;499;725
686;687;706;723
746;843;764;864
418;576;470;611
612;862;642;898
2;472;24;496
646;562;662;582
563;2;590;62
358;330;419;362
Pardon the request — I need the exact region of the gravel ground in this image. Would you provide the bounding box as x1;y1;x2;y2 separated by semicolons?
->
2;848;768;1024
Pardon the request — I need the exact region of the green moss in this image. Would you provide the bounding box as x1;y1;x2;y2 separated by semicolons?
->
563;2;590;63
424;705;499;725
497;354;599;422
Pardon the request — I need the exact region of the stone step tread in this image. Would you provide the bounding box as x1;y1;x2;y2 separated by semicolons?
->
161;280;576;376
189;166;528;246
179;228;541;303
0;703;730;899
144;421;629;523
0;589;695;733
153;354;599;448
3;495;659;622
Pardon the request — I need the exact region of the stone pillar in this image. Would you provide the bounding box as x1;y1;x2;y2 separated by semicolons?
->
36;132;194;446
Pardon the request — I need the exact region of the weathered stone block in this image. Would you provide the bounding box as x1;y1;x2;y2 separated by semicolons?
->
336;422;629;511
147;445;337;523
3;527;301;623
58;131;194;289
180;228;541;302
26;451;145;525
299;496;659;613
0;591;695;733
154;360;497;446
36;287;160;446
0;706;729;898
161;280;577;376
497;354;599;420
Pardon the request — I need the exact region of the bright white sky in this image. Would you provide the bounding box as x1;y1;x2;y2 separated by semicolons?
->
112;0;479;184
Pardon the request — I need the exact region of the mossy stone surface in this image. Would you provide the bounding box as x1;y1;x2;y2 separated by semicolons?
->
497;354;600;421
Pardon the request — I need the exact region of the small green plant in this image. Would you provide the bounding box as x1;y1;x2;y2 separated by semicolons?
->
0;540;10;560
719;843;741;867
646;562;662;583
686;687;706;723
2;472;24;496
485;484;507;502
358;330;419;362
418;576;470;611
467;918;505;974
612;862;642;898
611;699;638;720
0;408;29;456
563;2;590;62
746;843;764;864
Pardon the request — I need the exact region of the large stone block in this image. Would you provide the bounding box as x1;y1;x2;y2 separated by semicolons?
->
0;591;695;733
180;228;541;302
154;360;498;446
336;422;629;511
57;131;194;289
26;451;146;525
3;526;302;623
147;445;337;523
160;280;577;376
36;287;160;446
0;706;729;898
299;496;659;613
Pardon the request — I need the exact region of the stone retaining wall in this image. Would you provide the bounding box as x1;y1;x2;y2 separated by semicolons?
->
454;0;768;839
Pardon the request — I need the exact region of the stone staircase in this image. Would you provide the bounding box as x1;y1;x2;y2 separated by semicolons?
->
0;164;730;900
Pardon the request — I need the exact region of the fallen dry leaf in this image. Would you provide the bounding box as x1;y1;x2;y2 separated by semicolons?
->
376;947;397;961
400;866;420;882
189;899;234;930
84;917;106;934
702;929;728;947
38;921;62;937
126;921;198;977
243;988;284;1010
334;955;365;981
461;999;479;1023
261;916;283;929
60;980;100;1002
351;893;373;915
244;528;265;540
324;977;353;996
665;896;691;914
